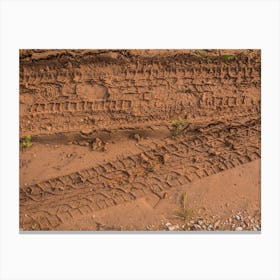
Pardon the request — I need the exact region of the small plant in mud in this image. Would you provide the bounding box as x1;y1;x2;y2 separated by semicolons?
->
21;134;32;148
170;119;187;136
174;191;193;221
223;54;234;61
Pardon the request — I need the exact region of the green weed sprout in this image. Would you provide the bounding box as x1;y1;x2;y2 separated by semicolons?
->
21;134;32;148
223;55;234;61
171;119;187;136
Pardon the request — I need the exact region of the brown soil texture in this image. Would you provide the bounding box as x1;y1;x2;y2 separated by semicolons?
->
19;49;261;231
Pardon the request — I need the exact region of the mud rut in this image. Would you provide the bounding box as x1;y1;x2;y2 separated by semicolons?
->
19;50;261;230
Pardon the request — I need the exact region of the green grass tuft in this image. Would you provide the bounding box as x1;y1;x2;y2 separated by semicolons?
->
21;134;32;148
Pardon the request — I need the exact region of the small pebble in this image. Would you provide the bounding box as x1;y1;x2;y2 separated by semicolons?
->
235;227;243;231
168;225;179;231
214;220;221;229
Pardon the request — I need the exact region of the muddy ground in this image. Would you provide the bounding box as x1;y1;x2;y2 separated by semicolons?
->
19;49;261;231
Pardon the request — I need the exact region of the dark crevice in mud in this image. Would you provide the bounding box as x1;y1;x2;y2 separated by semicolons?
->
23;126;171;145
20;118;260;146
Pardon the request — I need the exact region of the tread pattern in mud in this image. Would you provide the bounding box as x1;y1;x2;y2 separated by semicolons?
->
20;50;261;137
20;119;261;230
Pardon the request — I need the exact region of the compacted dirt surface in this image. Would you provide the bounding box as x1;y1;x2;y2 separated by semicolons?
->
19;49;261;231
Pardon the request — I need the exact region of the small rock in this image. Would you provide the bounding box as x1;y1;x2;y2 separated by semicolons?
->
133;133;141;142
168;225;179;231
214;220;221;229
197;219;203;226
235;215;241;221
235;227;243;231
194;224;201;230
207;224;213;231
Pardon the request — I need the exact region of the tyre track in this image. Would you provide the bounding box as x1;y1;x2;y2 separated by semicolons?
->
20;50;261;137
20;95;260;137
20;118;260;230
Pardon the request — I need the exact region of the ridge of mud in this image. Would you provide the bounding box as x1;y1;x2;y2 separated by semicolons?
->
20;49;260;64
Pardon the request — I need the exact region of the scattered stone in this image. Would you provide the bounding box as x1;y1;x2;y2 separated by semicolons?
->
197;219;203;226
168;225;179;231
235;215;241;221
165;222;179;231
133;133;141;142
207;224;213;231
194;224;201;230
214;220;221;229
235;227;243;231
